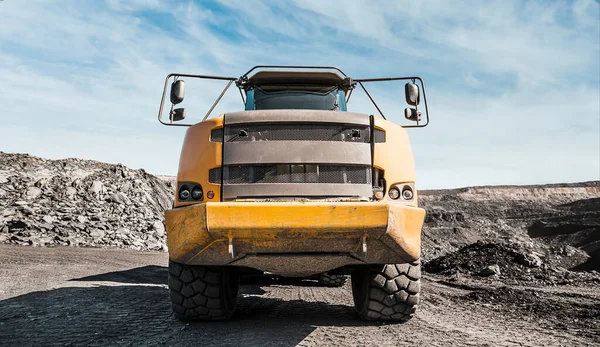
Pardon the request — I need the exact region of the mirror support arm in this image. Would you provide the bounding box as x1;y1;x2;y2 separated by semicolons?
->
202;79;234;122
357;81;386;120
345;88;354;103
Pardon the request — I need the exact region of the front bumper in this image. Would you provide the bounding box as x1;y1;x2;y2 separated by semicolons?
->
165;202;425;277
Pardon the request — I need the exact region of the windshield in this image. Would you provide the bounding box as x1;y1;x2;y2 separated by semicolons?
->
253;85;339;110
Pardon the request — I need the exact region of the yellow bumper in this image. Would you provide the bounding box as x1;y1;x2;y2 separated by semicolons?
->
165;202;425;275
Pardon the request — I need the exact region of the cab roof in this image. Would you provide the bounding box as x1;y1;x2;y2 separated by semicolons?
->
245;71;347;88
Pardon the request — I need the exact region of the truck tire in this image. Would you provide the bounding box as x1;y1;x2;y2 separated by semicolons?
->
168;260;239;321
351;261;421;322
317;273;348;287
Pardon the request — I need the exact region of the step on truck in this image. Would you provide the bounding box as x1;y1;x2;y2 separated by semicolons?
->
157;66;430;322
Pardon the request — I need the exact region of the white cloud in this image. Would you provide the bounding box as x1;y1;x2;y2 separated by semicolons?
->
0;0;598;189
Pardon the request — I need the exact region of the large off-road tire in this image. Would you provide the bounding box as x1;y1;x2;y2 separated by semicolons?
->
316;273;348;287
168;260;239;321
351;261;421;322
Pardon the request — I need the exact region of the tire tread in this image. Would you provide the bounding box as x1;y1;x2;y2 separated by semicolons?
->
352;260;421;322
168;260;238;321
317;273;348;287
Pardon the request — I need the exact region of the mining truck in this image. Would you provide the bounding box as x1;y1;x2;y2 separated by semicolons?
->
157;66;429;322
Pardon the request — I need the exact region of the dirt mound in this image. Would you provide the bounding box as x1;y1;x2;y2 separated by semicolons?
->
424;241;600;285
0;152;174;251
424;242;542;275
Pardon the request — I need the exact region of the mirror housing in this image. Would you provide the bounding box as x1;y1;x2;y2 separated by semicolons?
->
170;108;186;122
405;82;420;106
170;80;186;105
404;107;421;122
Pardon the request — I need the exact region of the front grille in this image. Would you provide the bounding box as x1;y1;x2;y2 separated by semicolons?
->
224;124;373;143
222;165;371;185
218;115;379;199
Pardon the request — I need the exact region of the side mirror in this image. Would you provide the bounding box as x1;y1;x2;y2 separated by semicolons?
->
405;82;420;106
404;107;421;122
170;108;186;121
170;80;186;105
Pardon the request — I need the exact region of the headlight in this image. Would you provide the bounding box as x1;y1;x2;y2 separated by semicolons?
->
178;182;203;201
388;187;400;200
191;186;203;200
179;186;190;200
402;186;414;200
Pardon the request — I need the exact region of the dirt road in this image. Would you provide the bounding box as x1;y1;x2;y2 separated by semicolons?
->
0;245;598;346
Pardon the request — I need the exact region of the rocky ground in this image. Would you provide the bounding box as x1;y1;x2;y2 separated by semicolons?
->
1;152;599;346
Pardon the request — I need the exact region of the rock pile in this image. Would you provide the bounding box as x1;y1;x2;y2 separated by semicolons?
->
423;242;541;275
424;241;600;285
0;152;174;251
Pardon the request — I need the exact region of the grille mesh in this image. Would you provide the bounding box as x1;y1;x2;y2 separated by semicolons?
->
225;124;372;143
210;128;224;142
223;165;371;185
208;168;221;184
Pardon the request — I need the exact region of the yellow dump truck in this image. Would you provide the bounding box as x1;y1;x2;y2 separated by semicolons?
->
157;66;429;322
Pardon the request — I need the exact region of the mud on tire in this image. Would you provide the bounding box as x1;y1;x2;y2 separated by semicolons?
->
317;273;348;287
168;260;239;321
351;260;421;322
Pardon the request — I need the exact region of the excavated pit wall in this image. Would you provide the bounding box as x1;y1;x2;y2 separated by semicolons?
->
420;182;600;270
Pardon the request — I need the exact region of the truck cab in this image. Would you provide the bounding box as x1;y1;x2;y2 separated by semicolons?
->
158;66;429;322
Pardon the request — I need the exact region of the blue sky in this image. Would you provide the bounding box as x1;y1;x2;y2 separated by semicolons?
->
0;0;598;189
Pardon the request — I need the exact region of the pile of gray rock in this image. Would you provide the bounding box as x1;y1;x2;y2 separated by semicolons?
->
0;152;174;251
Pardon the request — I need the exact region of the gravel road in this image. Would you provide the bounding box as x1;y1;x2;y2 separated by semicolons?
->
1;245;598;346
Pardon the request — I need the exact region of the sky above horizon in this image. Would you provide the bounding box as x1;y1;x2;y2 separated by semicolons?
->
0;0;599;189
